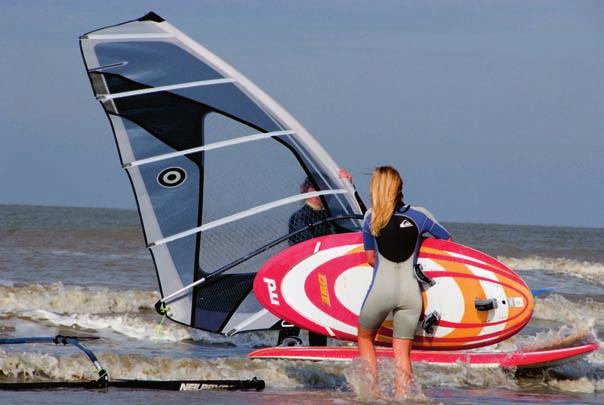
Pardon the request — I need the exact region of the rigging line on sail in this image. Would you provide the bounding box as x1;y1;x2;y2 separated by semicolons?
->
148;189;348;248
156;214;364;307
123;130;295;168
98;78;236;101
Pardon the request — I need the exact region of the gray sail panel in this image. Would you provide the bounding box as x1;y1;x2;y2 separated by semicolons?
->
93;40;223;90
110;115;176;162
151;241;194;325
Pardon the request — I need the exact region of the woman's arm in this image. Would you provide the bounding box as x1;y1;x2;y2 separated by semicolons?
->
414;207;451;240
366;250;376;267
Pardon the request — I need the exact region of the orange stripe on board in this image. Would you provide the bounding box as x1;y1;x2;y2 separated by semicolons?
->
421;247;448;257
348;245;366;254
431;258;488;339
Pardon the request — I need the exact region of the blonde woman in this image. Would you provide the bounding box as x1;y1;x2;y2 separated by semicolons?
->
357;166;451;396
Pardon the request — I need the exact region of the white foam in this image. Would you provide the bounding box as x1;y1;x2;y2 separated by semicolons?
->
515;323;598;352
547;377;604;394
0;283;158;315
499;256;604;285
533;294;604;325
0;346;600;394
19;309;277;346
49;249;148;260
0;351;345;389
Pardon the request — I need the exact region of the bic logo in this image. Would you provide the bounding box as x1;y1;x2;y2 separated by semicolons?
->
263;278;280;305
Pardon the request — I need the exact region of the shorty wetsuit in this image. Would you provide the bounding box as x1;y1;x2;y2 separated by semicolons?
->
358;203;450;339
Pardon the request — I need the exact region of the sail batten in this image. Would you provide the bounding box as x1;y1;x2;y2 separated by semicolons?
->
124;130;295;168
149;189;348;247
80;12;363;335
99;78;236;101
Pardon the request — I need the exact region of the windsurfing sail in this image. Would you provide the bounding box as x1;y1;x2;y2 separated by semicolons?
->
79;12;363;335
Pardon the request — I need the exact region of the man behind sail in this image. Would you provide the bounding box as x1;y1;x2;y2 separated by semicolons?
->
278;169;365;346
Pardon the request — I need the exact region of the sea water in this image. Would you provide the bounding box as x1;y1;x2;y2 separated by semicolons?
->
0;204;602;404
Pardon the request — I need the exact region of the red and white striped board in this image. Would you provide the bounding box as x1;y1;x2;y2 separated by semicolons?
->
253;232;534;350
249;343;598;369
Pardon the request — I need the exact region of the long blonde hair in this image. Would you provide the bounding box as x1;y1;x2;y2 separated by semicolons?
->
369;166;403;236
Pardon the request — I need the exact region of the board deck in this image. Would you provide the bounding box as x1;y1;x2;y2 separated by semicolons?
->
254;232;534;350
249;343;598;369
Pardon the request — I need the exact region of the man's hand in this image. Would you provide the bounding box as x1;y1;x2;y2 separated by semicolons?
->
338;168;352;182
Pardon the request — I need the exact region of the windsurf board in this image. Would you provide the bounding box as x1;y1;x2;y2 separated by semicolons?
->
249;343;598;369
254;232;534;350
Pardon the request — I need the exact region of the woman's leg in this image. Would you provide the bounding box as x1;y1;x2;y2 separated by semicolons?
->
357;325;379;391
392;337;413;396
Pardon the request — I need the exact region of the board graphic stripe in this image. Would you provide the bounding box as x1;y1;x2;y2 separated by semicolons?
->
421;252;522;283
425;272;530;327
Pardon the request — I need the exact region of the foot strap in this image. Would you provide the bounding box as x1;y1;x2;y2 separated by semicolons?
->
474;298;498;311
414;264;435;287
422;311;440;335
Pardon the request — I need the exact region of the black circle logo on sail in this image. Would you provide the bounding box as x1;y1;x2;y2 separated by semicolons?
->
157;167;187;188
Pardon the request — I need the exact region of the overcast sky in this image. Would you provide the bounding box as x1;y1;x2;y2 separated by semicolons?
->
0;0;602;228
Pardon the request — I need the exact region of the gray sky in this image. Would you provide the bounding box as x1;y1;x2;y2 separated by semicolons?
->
0;0;602;228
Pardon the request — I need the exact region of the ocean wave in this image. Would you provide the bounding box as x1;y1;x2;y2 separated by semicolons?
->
546;377;604;394
533;294;604;325
17;309;277;347
514;323;598;352
0;283;158;315
49;249;149;261
0;351;345;389
499;256;604;285
1;349;598;394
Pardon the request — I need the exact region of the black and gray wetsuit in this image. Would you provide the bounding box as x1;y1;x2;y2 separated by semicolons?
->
358;203;450;339
287;204;332;246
